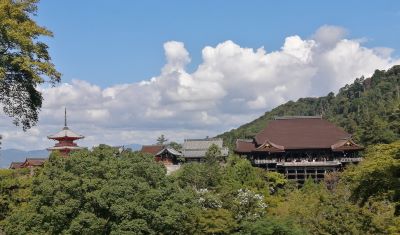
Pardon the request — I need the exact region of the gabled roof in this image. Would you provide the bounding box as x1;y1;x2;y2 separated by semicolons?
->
21;158;47;167
48;126;84;139
156;147;182;156
141;145;164;155
254;140;285;153
9;162;24;169
331;138;363;151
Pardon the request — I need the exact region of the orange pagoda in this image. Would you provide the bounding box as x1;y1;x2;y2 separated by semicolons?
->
47;108;85;155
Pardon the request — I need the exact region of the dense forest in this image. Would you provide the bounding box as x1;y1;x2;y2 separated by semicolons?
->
218;66;400;150
0;142;399;234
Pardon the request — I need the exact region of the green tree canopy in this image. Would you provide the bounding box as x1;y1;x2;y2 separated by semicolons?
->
1;146;201;234
156;134;168;145
0;0;60;130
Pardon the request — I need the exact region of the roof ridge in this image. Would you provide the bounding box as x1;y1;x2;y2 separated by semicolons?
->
274;115;322;120
184;138;222;141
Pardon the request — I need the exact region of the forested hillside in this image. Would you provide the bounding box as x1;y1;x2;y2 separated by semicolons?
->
218;65;400;149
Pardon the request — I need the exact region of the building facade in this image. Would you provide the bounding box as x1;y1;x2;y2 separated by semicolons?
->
234;116;363;183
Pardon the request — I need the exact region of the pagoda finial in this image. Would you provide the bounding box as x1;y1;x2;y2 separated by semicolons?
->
64;107;67;127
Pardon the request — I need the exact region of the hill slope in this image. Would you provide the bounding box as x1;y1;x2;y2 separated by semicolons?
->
218;65;400;150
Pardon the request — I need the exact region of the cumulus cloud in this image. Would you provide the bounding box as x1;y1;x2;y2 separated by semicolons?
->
1;25;399;150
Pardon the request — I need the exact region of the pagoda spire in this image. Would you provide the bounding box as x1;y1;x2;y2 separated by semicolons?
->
48;107;85;156
64;107;67;127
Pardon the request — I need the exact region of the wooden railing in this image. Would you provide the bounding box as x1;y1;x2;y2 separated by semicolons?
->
340;157;362;162
253;159;277;164
277;161;341;166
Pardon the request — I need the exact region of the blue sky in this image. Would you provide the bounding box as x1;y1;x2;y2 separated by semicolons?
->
1;1;400;151
36;1;400;87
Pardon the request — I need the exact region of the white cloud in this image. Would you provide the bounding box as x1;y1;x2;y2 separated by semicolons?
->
1;25;399;150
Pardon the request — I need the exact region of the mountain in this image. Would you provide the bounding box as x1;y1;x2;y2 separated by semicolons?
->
0;149;49;168
218;65;400;150
0;143;142;169
121;143;142;151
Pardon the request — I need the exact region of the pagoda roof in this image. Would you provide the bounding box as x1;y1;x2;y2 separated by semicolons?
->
236;116;364;153
47;146;86;151
47;126;84;139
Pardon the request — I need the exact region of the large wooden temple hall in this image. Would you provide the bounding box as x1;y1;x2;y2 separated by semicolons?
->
234;116;364;182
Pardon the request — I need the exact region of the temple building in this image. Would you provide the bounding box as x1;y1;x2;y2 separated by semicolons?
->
9;158;47;175
182;138;229;162
47;108;85;155
141;145;183;174
141;145;182;165
235;116;363;183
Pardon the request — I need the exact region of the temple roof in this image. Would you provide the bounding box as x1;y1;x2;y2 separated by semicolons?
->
235;139;256;153
236;117;363;153
47;126;84;140
21;158;47;167
9;162;24;169
156;147;182;156
183;138;229;158
141;145;164;155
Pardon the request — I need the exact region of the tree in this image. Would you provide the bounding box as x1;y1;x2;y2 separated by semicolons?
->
156;134;168;145
343;141;400;214
198;208;237;234
204;144;222;164
238;217;306;235
0;0;61;130
168;141;182;151
1;146;201;234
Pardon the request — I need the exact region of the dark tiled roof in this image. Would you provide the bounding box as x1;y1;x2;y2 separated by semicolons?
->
236;117;363;152
235;139;256;153
141;145;164;155
256;117;349;149
22;158;47;167
9;162;24;169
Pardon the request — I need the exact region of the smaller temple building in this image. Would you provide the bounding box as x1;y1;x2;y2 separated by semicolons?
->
141;145;182;165
235;116;363;183
9;158;47;174
182;138;229;162
47;108;85;156
141;145;183;174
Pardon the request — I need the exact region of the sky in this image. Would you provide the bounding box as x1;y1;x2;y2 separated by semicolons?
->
1;0;400;150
